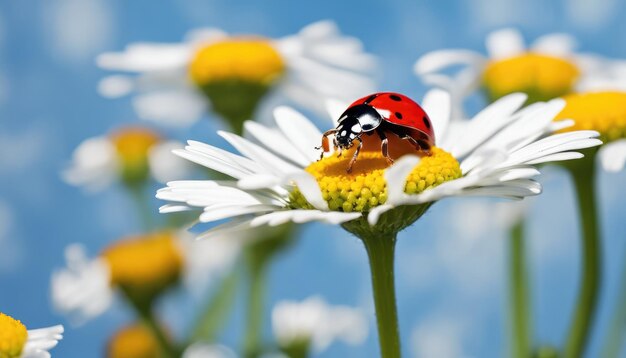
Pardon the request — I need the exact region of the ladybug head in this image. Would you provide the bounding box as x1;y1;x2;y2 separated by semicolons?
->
335;104;382;149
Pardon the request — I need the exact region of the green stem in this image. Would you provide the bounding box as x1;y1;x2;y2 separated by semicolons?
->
361;231;401;358
243;255;268;358
509;220;532;358
125;294;179;358
600;248;626;358
564;155;602;358
127;183;155;231
190;266;241;342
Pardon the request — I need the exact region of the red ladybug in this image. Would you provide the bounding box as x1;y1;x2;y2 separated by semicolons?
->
318;92;435;172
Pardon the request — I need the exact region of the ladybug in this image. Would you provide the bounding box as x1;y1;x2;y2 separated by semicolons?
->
317;92;436;172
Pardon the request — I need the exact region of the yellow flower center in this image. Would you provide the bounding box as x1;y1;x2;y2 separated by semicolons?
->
556;91;626;143
110;127;161;185
107;323;160;358
483;53;580;103
101;232;183;302
189;38;286;86
291;143;461;213
0;313;27;358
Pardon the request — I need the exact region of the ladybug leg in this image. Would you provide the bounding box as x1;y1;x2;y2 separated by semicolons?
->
376;129;394;165
315;129;337;159
402;135;432;156
346;139;363;173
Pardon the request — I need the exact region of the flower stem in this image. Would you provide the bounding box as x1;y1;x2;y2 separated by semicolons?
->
127;183;155;231
564;154;602;358
600;248;626;358
190;265;240;342
509;220;532;358
125;293;179;357
240;225;294;357
243;255;267;358
361;231;401;358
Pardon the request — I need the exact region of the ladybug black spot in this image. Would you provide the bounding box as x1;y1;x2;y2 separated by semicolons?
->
364;94;378;104
422;116;431;129
389;94;402;101
395;112;403;119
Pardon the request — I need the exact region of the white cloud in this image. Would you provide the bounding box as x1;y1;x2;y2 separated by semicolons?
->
42;0;115;63
463;0;535;31
0;200;23;273
411;313;470;358
565;0;620;29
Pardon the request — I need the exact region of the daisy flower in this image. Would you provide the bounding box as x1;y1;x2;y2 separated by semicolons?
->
414;28;620;115
271;296;367;356
156;89;600;356
106;322;238;358
0;312;63;358
97;20;376;131
63;126;192;191
51;230;241;324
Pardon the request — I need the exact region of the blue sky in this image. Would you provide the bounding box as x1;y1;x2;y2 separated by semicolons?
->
1;0;626;357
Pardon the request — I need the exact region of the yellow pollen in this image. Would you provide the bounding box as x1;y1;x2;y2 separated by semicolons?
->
107;323;160;358
189;38;286;86
101;232;183;299
0;313;28;358
110;127;161;184
483;53;580;103
556;91;626;143
291;147;461;213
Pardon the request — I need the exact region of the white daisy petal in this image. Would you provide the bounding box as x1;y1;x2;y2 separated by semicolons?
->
421;89;451;142
133;90;207;127
98;75;135;98
414;50;486;75
148;140;193;183
244;121;310;167
598;139;626;172
237;174;282;190
219;131;301;175
325;99;349;126
450;93;528;158
199;204;278;223
62;136;118;192
485;28;525;59
525;151;584;165
274;106;324;162
384;155;421;206
531;33;577;57
96;43;191;72
287;171;328;211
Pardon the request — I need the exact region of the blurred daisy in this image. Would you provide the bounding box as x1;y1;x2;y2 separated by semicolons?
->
272;296;367;355
414;28;622;113
63;126;192;191
156;90;600;234
51;230;241;324
97;20;376;130
556;84;626;173
107;323;161;358
0;312;63;358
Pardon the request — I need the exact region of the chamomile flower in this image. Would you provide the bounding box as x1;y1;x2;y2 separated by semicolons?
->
555;78;626;173
63;126;192;191
0;312;63;358
156;90;600;235
414;28;620;114
97;21;376;130
271;296;367;355
51;231;241;324
107;323;161;358
156;90;600;356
